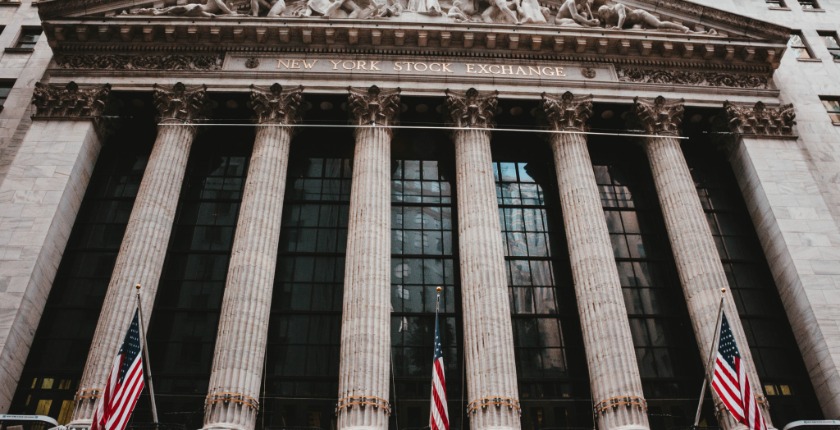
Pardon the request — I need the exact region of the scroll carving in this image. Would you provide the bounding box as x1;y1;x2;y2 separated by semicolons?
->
617;67;770;89
444;88;498;129
32;82;111;119
153;82;212;123
55;55;223;71
250;84;305;125
724;101;796;137
348;85;401;127
633;96;684;136
542;91;593;131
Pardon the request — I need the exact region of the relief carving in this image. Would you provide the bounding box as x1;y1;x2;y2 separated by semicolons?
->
541;91;593;131
633;95;684;136
724;101;796;137
55;54;223;71
617;67;770;89
250;83;305;125
32;82;111;119
126;0;716;29
445;88;498;129
347;85;401;126
153;82;212;123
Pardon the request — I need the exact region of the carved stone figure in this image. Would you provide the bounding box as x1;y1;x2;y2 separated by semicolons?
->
516;0;549;24
299;0;362;18
596;3;714;34
131;0;240;16
555;0;599;27
251;0;286;16
407;0;442;16
481;0;519;24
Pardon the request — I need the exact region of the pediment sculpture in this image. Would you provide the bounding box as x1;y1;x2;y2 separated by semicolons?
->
127;0;718;30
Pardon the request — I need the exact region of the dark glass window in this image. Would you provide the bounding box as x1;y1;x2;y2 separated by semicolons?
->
390;133;464;430
494;145;592;428
590;142;705;429
0;80;13;111
10;129;152;424
789;32;814;59
141;129;251;428
820;32;840;60
820;96;840;124
14;27;40;49
262;136;353;430
686;146;822;424
798;0;820;9
766;0;787;7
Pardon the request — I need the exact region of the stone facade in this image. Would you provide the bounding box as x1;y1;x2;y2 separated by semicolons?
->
0;0;839;428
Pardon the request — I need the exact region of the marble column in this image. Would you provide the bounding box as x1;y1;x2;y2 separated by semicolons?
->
542;92;649;430
336;85;400;430
635;96;773;430
70;83;211;427
444;88;520;430
203;84;304;430
0;82;110;411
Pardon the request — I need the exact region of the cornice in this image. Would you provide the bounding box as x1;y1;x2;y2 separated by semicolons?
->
41;18;784;72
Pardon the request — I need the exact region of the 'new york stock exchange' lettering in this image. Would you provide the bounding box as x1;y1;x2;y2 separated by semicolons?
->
274;58;568;78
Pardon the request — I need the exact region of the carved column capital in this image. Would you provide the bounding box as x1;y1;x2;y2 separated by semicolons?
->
153;82;211;124
249;83;304;125
348;85;401;127
542;91;593;131
444;88;498;129
31;82;111;120
724;100;796;138
633;95;685;136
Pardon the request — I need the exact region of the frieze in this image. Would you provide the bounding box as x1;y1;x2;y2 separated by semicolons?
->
54;54;223;71
32;81;111;119
616;67;770;89
723;100;796;137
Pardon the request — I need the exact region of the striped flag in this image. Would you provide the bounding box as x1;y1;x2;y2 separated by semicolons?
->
429;311;449;430
711;313;767;430
91;309;146;430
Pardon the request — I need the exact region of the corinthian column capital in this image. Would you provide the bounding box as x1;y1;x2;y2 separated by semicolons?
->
249;83;305;125
31;81;111;120
634;95;684;136
153;82;211;124
541;91;593;131
348;85;401;126
444;87;498;128
724;100;796;137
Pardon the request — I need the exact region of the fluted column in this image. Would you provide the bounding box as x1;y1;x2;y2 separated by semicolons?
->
336;85;400;430
635;96;773;430
444;88;520;430
542;92;649;430
203;84;304;430
70;83;210;427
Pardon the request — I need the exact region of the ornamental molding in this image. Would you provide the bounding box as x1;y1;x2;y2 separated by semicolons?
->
249;83;305;125
347;85;401;126
723;101;796;138
31;81;112;119
444;88;498;129
633;95;684;136
153;82;212;123
54;54;223;71
541;91;593;132
616;67;771;89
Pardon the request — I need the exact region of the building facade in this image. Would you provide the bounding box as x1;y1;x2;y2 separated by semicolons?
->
0;0;838;429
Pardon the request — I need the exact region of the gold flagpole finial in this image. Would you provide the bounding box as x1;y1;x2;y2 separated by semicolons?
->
721;288;726;293
436;286;442;293
135;283;142;291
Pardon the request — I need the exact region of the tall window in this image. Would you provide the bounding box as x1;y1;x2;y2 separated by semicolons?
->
686;146;822;424
820;96;840;124
590;142;705;429
819;31;840;59
390;133;463;429
262;137;352;429
494;140;592;429
143;130;251;428
10;127;152;424
789;32;814;59
0;80;13;112
12;27;40;50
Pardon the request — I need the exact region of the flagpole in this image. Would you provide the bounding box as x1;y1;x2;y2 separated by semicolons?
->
135;284;160;426
693;288;727;428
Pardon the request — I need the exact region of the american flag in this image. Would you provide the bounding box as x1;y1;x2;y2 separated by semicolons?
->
92;309;146;430
429;311;449;430
712;313;767;430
